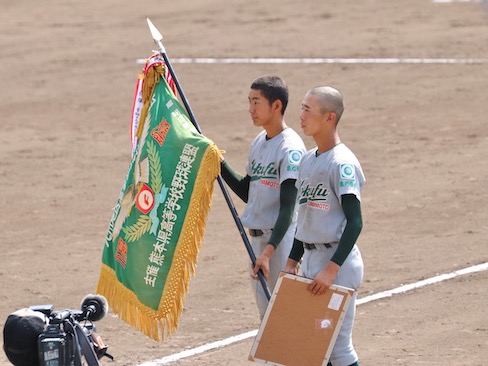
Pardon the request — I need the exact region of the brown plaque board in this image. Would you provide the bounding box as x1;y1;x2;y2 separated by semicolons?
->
249;273;354;366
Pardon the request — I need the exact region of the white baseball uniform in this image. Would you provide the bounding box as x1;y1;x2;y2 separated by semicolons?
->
242;127;306;317
296;143;365;366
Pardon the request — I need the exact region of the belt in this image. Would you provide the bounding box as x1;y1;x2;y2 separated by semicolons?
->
248;229;272;237
302;241;336;249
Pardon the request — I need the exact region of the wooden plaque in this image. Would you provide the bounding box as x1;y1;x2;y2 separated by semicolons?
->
249;273;354;366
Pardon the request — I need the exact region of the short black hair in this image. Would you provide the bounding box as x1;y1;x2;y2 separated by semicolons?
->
251;75;289;115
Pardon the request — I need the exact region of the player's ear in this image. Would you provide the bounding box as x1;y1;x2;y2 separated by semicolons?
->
272;99;282;113
324;111;337;124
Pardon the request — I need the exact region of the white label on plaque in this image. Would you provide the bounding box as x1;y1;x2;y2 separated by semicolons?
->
328;293;344;311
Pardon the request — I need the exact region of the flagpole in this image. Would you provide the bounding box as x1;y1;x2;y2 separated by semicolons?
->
146;18;271;301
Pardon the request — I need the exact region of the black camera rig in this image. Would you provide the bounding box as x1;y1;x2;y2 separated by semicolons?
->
29;295;113;366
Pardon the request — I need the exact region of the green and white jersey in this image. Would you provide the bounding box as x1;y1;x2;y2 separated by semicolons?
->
242;128;306;229
295;143;365;244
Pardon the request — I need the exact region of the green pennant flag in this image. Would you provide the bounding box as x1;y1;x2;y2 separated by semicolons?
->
97;59;220;341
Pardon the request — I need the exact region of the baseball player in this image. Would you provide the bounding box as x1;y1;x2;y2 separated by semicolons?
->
285;86;365;366
220;75;306;318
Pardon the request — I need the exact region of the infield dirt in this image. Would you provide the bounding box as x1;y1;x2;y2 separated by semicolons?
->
1;1;488;365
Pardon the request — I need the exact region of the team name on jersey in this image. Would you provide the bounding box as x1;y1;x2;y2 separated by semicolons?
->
298;181;329;205
250;160;279;179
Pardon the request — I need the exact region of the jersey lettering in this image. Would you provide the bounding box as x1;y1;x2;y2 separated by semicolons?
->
250;160;279;179
306;201;330;210
260;180;280;189
298;181;329;205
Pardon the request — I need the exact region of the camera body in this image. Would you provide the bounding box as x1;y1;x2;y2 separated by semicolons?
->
29;303;110;366
38;323;75;366
28;305;74;366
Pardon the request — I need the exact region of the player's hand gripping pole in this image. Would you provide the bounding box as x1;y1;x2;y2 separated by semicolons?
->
146;18;271;301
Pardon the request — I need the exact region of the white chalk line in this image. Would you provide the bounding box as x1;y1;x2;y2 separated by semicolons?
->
136;57;488;65
357;261;488;304
138;261;488;366
433;0;484;3
138;330;259;366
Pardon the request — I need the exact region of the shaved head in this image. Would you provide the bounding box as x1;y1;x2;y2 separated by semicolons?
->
307;86;345;123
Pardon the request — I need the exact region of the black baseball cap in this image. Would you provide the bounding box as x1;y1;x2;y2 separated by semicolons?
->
3;308;47;366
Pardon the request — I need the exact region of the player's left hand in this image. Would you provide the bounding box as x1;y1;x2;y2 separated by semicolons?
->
308;262;340;295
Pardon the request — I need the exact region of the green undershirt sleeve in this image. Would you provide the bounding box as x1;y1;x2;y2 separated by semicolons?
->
220;160;250;202
330;194;363;266
268;179;297;248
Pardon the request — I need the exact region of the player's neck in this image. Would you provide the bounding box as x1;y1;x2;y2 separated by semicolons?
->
314;132;341;155
264;118;287;139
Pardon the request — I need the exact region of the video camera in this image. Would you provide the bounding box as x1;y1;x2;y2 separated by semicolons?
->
3;294;113;366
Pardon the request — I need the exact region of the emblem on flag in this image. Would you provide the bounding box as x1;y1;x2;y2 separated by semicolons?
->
136;184;155;214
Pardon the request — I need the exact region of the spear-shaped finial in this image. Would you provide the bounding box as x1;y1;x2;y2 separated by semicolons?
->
147;18;166;53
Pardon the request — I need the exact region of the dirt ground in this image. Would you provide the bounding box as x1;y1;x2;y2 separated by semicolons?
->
1;0;488;365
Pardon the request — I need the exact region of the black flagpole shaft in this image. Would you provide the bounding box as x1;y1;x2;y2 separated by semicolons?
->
158;50;271;301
